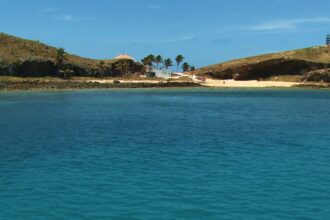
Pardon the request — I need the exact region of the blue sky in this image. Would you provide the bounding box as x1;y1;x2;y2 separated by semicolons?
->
1;0;330;67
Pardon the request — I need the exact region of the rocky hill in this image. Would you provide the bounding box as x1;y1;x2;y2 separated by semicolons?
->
0;33;142;77
192;46;330;81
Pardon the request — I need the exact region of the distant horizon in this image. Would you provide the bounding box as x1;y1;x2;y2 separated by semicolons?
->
1;0;330;67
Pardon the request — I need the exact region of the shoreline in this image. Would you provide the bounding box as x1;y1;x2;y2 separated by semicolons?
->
0;80;202;92
200;79;301;88
195;79;330;89
0;77;329;92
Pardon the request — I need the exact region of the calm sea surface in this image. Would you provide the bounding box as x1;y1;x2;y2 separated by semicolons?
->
0;88;330;220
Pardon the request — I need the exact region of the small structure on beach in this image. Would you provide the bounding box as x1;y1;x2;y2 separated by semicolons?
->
154;69;172;78
145;66;172;78
326;34;330;46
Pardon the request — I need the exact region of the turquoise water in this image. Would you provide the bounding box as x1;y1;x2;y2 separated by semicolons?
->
1;88;330;220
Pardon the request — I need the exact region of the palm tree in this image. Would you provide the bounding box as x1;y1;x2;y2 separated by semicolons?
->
163;58;173;70
147;54;155;63
98;60;106;78
141;54;155;66
141;57;148;66
155;55;163;69
182;62;190;72
55;48;65;70
175;55;184;71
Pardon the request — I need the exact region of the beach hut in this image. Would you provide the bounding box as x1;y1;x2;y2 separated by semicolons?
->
145;66;172;79
155;69;172;78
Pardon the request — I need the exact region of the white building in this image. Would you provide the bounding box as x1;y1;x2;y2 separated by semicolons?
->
146;67;172;78
153;68;172;78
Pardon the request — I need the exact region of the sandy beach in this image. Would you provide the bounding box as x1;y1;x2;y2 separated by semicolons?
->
199;79;301;88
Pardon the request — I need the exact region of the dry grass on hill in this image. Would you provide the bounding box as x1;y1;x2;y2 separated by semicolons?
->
0;32;99;69
193;46;330;75
190;46;330;81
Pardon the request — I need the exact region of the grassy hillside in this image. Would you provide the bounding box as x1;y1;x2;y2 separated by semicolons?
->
0;33;143;77
0;32;98;69
192;46;330;81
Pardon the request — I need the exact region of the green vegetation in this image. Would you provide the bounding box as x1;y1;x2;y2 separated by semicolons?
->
115;60;131;76
164;58;173;69
175;55;184;71
182;62;190;72
141;54;191;72
97;60;106;78
55;48;65;69
155;55;163;68
141;55;155;66
56;48;71;79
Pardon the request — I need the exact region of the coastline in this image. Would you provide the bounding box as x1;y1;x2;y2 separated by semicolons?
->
0;77;329;92
0;80;202;92
196;79;330;89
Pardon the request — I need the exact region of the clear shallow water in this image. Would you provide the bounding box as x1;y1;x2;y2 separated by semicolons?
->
0;88;330;220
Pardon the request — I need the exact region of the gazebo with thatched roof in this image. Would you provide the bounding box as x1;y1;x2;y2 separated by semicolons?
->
114;54;135;60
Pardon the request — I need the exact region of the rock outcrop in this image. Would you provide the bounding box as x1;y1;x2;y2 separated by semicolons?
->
303;68;330;83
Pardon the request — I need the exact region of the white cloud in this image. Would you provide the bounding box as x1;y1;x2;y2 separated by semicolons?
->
37;8;96;22
53;14;96;22
249;22;294;31
178;36;195;41
246;17;330;31
156;36;196;43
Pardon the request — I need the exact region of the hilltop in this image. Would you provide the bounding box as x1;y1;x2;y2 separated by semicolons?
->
0;33;98;66
0;33;100;76
191;46;330;81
